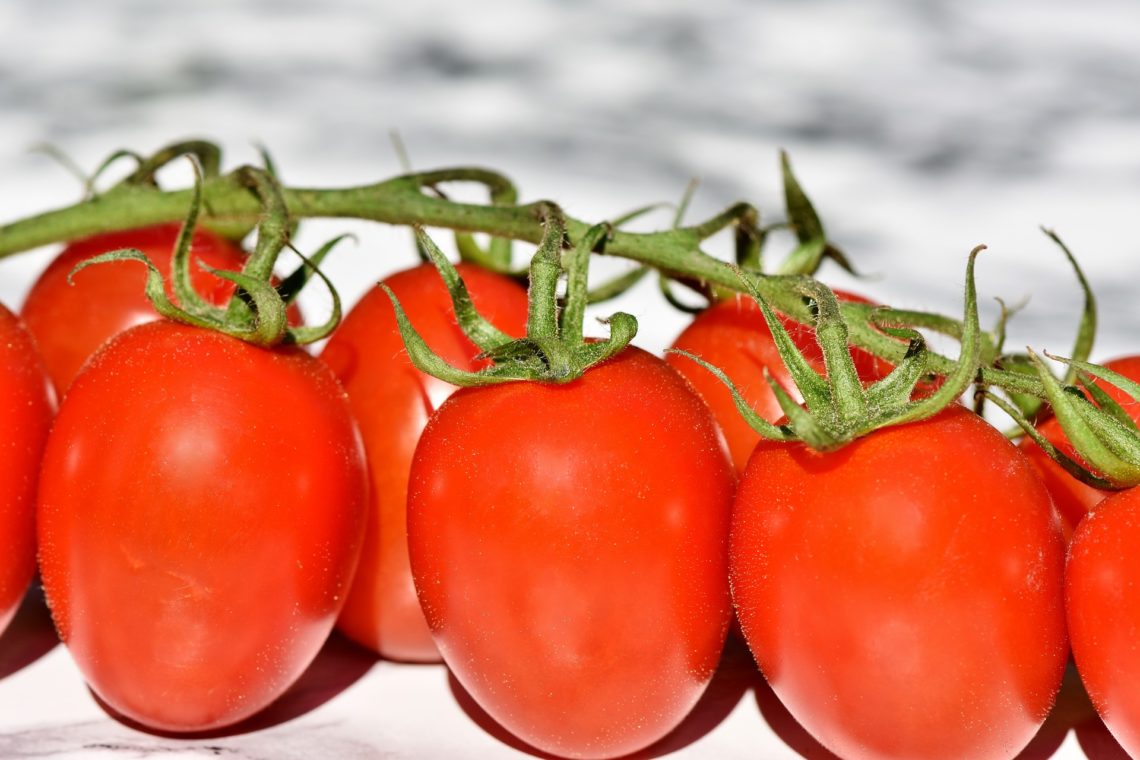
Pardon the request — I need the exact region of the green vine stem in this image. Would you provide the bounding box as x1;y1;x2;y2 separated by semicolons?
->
0;145;1085;405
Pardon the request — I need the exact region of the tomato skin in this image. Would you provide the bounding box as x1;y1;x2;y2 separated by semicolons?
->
732;405;1067;760
0;305;53;636
667;291;892;473
1020;355;1140;539
408;347;734;759
1067;486;1140;757
20;223;301;397
37;321;367;732
321;262;529;662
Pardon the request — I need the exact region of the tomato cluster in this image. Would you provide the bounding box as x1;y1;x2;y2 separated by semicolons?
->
3;220;1140;760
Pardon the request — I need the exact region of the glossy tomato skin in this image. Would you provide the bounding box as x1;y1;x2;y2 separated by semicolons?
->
321;262;528;662
37;321;367;732
1067;486;1140;757
20;223;301;397
1020;355;1140;539
408;347;734;759
0;305;53;636
733;405;1068;760
667;291;892;473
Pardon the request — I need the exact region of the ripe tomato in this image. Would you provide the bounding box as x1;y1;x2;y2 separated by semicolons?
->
0;304;53;637
37;320;367;732
1067;485;1140;758
1019;355;1140;540
667;291;892;472
321;262;528;662
20;223;301;397
732;405;1067;760
407;347;734;759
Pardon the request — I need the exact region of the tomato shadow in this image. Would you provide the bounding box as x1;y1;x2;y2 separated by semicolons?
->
96;630;378;739
0;583;60;681
446;634;758;759
753;672;840;760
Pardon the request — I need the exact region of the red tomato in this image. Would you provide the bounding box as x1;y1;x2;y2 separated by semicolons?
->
1019;355;1140;539
667;291;893;472
0;305;53;636
1067;485;1140;758
407;347;734;759
732;405;1067;760
321;262;529;662
20;223;302;397
37;320;367;732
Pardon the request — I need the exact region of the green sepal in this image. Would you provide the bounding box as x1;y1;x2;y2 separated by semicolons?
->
416;226;514;353
199;265;287;346
1078;374;1139;433
1048;354;1140;419
561;222;612;345
735;271;832;413
796;278;868;425
1042;228;1097;385
665;349;792;442
888;245;985;426
1029;350;1140;487
658;274;708;314
570;311;637;375
983;389;1114;489
381;284;518;388
68;249;223;331
863;323;927;413
169;159;214;316
765;369;840;450
278;238;348;345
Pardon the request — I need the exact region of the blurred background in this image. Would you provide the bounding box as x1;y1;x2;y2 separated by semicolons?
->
2;0;1138;358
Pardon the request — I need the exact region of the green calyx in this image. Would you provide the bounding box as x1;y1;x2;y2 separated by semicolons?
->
68;155;346;347
385;204;638;387
670;245;985;451
996;352;1140;489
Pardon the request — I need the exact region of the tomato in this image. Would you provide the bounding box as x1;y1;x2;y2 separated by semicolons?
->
20;223;301;397
1067;484;1140;757
732;405;1067;760
407;347;734;759
667;291;893;472
0;304;53;637
36;320;367;732
321;262;528;662
1019;355;1140;540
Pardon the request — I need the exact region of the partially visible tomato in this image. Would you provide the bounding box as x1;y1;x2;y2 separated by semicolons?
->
321;262;529;662
37;320;367;732
408;347;734;759
732;405;1067;760
1067;485;1140;758
0;304;53;637
667;291;893;472
20;223;302;397
1019;355;1140;540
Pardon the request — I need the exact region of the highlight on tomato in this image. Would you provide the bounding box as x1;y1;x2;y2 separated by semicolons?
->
321;261;529;662
35;167;367;732
1067;484;1140;758
20;221;302;397
0;303;54;638
388;219;734;759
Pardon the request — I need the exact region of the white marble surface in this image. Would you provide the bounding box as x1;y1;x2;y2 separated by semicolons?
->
2;1;1140;757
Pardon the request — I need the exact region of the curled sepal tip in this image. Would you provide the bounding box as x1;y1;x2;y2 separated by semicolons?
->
1027;349;1140;487
68;249;225;332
